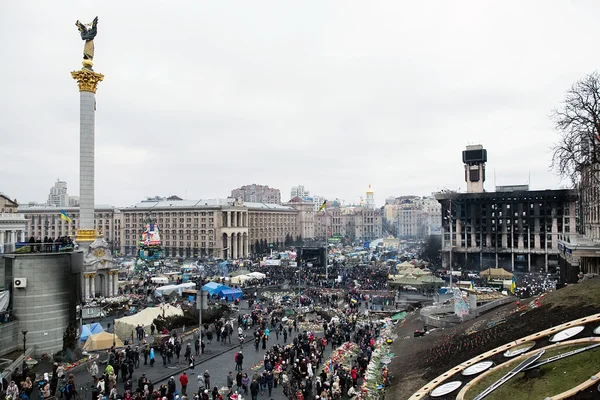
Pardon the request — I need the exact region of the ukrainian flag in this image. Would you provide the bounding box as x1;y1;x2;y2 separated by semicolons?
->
60;210;72;223
510;276;517;295
318;200;327;212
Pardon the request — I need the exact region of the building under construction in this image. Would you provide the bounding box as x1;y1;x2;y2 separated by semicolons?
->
435;145;577;273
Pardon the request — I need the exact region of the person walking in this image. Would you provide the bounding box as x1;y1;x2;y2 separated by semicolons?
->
179;372;188;396
249;379;259;400
235;351;244;371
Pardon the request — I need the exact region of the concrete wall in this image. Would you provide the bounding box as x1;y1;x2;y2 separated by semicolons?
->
0;321;19;355
2;252;80;356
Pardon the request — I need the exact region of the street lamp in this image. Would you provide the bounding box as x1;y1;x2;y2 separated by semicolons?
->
21;330;27;370
22;330;27;353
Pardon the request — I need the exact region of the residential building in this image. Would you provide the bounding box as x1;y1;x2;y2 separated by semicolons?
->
120;198;248;259
47;179;70;207
285;197;316;240
290;185;310;200
247;203;298;250
436;145;577;273
310;195;326;212
119;197;299;258
315;205;382;243
0;193;26;253
383;196;441;239
18;204;122;253
231;184;281;205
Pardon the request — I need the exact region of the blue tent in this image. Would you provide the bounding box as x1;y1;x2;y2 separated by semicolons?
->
220;288;243;301
202;282;226;296
80;322;104;342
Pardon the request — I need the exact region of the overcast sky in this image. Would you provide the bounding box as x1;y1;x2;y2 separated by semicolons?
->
1;1;598;208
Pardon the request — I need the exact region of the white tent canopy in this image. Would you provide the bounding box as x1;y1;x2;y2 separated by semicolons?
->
114;304;183;339
154;282;196;297
246;272;266;279
230;275;254;285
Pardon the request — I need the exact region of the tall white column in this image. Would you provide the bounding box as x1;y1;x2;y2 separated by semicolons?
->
79;91;96;232
113;271;119;296
84;275;89;300
232;233;238;259
71;68;103;243
227;212;232;228
244;235;249;257
227;234;232;259
107;273;113;297
19;231;24;242
10;231;16;245
90;274;96;298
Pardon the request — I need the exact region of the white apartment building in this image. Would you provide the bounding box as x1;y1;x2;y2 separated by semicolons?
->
47;180;70;207
290;185;310;200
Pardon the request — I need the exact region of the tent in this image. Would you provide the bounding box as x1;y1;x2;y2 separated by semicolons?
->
80;322;104;342
479;268;514;279
202;282;226;296
155;282;196;297
220;288;243;301
83;331;124;351
230;275;253;285
114;304;183;339
246;271;266;279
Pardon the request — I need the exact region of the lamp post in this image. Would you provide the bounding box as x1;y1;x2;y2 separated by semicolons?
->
21;330;28;370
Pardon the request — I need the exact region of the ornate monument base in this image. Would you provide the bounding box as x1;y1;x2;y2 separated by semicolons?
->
82;237;118;300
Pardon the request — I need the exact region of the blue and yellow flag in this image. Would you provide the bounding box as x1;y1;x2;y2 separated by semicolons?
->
510;276;517;295
60;210;72;223
318;200;327;212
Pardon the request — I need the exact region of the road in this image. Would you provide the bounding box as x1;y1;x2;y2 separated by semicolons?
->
69;328;332;400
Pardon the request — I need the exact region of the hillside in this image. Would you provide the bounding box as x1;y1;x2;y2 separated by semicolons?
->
388;278;600;399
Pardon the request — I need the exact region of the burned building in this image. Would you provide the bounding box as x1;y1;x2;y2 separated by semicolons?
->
436;188;577;272
435;145;577;273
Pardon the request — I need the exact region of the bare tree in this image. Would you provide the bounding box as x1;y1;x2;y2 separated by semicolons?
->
551;72;600;184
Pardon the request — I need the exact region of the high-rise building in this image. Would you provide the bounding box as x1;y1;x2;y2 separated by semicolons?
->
290;185;310;200
231;184;281;205
437;145;576;273
47;179;70;207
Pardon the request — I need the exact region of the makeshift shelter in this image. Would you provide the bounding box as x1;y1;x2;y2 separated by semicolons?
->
479;268;513;280
202;282;227;296
246;271;266;279
80;322;104;342
114;304;183;339
230;275;253;285
154;282;196;297
83;331;124;351
220;288;243;301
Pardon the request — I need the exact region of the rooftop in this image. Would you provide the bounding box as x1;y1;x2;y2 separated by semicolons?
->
18;204;116;212
121;199;295;211
435;188;577;202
